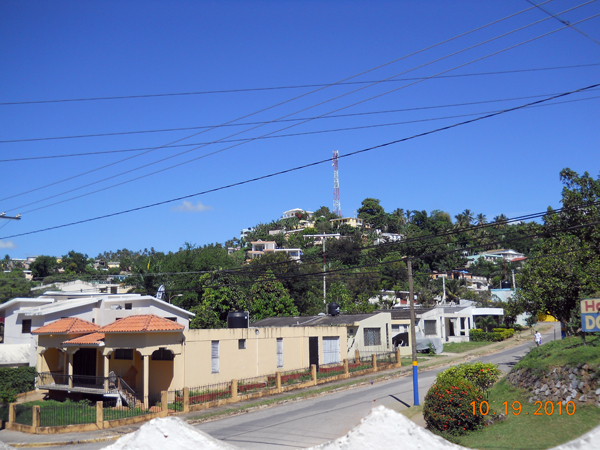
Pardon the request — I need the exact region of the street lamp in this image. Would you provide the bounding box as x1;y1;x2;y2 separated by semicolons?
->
168;294;183;304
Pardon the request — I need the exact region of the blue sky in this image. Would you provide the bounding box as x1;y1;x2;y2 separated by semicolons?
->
1;0;599;259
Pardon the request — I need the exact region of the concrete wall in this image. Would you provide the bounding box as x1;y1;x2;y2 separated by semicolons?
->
346;313;391;358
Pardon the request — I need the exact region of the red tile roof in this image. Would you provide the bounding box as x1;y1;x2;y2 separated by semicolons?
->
62;332;105;345
98;314;184;333
32;318;99;335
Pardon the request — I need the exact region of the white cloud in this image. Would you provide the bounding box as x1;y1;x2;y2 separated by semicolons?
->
0;240;16;249
171;201;214;213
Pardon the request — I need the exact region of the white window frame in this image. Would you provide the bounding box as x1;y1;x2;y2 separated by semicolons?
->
211;340;219;373
276;338;284;368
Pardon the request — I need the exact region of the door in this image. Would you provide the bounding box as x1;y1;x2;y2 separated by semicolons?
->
73;348;97;386
309;336;319;372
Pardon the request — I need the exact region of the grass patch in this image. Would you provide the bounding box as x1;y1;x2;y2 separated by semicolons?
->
400;404;423;420
448;378;600;450
442;341;493;353
514;334;600;376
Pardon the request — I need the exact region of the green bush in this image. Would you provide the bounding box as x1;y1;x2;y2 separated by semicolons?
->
469;328;514;342
424;378;485;435
436;362;501;393
0;367;37;397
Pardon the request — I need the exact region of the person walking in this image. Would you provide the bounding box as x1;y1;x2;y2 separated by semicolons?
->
534;330;542;347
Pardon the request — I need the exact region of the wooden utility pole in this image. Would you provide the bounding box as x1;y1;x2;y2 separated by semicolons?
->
408;258;419;405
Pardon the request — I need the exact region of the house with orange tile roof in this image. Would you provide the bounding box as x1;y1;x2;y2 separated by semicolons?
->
33;314;347;405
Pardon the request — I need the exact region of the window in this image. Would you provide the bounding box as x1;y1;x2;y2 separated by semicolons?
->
125;303;132;310
114;349;133;360
276;338;284;368
424;320;437;336
238;339;246;350
211;341;219;373
363;328;381;346
323;337;340;364
152;348;174;361
166;317;177;322
21;319;31;334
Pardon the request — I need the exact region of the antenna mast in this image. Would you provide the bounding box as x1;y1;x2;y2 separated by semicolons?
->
332;150;341;217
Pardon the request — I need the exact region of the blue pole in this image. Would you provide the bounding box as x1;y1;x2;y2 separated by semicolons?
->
413;361;419;406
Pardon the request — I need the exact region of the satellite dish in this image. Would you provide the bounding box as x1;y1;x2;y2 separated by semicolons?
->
156;285;165;301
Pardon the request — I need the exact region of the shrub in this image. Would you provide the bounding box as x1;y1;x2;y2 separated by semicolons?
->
424;378;485;435
0;367;36;395
469;328;514;342
436;362;501;393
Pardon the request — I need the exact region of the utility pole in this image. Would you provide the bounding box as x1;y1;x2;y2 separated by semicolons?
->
408;258;419;406
511;269;516;290
442;275;446;304
303;233;342;307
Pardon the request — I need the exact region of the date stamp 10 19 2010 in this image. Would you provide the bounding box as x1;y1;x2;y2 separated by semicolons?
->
470;400;576;416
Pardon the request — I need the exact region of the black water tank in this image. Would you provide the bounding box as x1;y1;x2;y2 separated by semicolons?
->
501;280;511;289
227;311;249;328
328;302;340;316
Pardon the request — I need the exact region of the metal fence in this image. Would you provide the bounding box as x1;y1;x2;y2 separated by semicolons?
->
167;390;183;412
375;351;397;365
238;375;274;395
347;357;373;373
103;393;162;421
279;367;312;386
37;372;108;390
186;381;232;406
39;403;96;427
14;404;33;426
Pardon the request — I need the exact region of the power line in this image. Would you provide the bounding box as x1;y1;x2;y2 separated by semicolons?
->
3;61;595;107
2;0;554;207
6;217;598;292
525;0;600;45
2;88;598;147
6;5;598;214
1;82;598;242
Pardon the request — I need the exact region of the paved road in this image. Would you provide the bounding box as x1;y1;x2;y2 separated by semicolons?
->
5;324;558;450
195;327;555;449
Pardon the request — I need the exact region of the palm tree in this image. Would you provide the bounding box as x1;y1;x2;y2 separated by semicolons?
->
476;213;487;226
493;214;508;229
455;209;474;229
477;315;498;332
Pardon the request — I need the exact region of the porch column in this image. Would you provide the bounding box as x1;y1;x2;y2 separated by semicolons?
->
143;354;149;409
67;352;74;388
103;355;110;392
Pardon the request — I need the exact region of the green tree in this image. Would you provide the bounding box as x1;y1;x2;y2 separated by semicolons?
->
0;270;32;304
516;169;600;333
29;255;58;279
249;271;298;321
61;251;89;274
189;273;248;329
357;198;387;230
